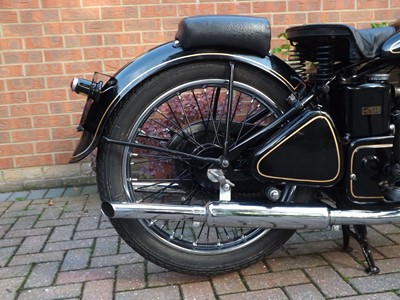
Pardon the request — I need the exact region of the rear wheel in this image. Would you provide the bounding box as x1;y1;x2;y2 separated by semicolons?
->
97;61;308;275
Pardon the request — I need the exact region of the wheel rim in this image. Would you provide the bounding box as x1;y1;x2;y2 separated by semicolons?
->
120;79;292;254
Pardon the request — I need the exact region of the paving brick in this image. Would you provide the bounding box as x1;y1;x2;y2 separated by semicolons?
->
9;191;29;201
212;271;247;295
0;277;24;300
82;279;113;300
39;207;63;220
35;217;78;228
26;189;47;200
92;236;119;256
73;228;117;240
48;225;75;241
245;269;309;291
116;263;146;291
0;224;11;239
350;273;400;293
299;229;342;242
5;227;52;239
8;251;64;266
0;265;30;280
240;261;269;276
305;266;357;298
63;187;82;197
371;224;400;235
0;246;17;267
321;251;367;278
5;200;31;211
115;285;181;300
44;188;65;198
285;240;340;255
24;261;60;288
372;258;400;274
148;270;206;287
44;238;94;252
61;248;91;271
0;217;16;225
285;283;325;300
2;208;43;219
0;192;12;202
17;283;82;300
91;252;144;268
76;216;100;231
222;288;289;300
376;244;400;258
81;185;98;195
56;267;115;284
181;281;217;300
266;254;327;272
335;292;400;300
16;234;48;255
0;237;22;248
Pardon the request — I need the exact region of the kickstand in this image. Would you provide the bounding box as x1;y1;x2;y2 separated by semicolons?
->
341;225;380;274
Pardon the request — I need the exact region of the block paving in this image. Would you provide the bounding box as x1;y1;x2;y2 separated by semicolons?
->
0;186;400;299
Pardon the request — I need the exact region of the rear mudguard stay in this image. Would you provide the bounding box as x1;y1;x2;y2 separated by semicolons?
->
70;41;301;162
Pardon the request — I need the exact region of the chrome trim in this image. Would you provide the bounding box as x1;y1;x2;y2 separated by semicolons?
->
102;201;400;229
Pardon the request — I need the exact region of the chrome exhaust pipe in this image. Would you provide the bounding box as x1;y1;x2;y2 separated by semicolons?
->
102;201;400;229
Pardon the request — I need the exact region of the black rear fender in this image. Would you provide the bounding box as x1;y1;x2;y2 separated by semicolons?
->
70;42;302;162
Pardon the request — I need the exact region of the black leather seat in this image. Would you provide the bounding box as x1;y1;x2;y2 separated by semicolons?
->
286;24;395;61
176;15;271;57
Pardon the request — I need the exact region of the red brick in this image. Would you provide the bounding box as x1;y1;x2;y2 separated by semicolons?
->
46;75;74;89
178;4;216;16
0;117;32;130
6;78;46;91
1;0;39;8
12;129;50;143
0;157;14;169
44;49;83;62
0;38;23;51
142;31;173;44
4;51;43;64
25;63;64;76
36;140;75;154
83;0;120;5
358;0;389;9
52;127;80;139
125;19;162;31
162;18;182;31
64;61;103;75
323;0;355;9
288;0;321;11
216;3;251;14
253;1;287;13
103;33;141;46
65;35;103;48
0;143;34;157
0;65;23;77
20;9;60;23
374;9;400;21
10;103;49;117
0;131;12;143
60;8;100;21
42;0;81;7
83;47;122;60
273;13;307;25
25;36;64;49
308;11;341;23
15;154;54;167
50;102;85;114
140;5;177;17
85;20;123;33
101;6;139;19
55;152;76;164
341;10;374;23
0;106;9;118
33;115;72;128
44;22;84;35
3;24;43;37
28;89;67;103
0;10;18;22
0;92;27;105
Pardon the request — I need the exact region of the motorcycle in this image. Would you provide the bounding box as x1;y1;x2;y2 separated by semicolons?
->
70;15;400;275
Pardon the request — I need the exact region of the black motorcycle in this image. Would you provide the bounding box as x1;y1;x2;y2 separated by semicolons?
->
70;15;400;275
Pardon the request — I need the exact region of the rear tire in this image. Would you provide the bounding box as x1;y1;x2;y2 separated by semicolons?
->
97;61;309;275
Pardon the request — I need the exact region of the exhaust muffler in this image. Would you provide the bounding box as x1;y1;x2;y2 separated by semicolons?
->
101;201;400;230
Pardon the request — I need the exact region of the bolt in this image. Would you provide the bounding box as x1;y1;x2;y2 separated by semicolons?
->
222;183;231;191
267;188;281;201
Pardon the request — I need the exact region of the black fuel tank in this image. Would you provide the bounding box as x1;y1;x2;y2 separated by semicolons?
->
381;32;400;58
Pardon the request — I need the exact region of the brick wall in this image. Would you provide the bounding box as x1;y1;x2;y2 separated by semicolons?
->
0;0;398;172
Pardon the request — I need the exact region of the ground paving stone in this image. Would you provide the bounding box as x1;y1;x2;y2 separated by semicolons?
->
0;187;400;299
